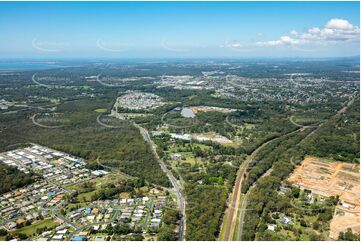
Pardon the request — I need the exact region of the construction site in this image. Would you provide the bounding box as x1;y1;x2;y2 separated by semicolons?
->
190;106;238;114
288;156;360;240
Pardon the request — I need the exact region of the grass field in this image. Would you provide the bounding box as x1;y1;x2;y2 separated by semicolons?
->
218;209;229;240
77;190;98;202
94;108;107;113
66;202;89;212
16;219;59;236
167;143;210;165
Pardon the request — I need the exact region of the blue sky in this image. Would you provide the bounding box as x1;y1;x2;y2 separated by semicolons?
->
0;1;359;58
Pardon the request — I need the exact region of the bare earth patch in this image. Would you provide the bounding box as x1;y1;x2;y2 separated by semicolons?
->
288;156;360;240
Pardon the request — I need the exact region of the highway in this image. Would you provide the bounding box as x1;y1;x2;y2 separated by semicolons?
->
133;122;186;241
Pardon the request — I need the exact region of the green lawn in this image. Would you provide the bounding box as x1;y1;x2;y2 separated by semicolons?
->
66;202;89;213
218;209;229;240
167;143;211;165
74;176;114;202
77;190;98;202
94;108;107;113
16;219;58;236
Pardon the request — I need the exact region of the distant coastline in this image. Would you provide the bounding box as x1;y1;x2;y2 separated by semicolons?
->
0;62;65;71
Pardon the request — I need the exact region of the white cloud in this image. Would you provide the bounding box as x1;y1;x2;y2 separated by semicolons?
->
280;36;301;45
325;18;354;30
256;35;304;46
222;40;256;52
256;18;359;47
230;43;241;48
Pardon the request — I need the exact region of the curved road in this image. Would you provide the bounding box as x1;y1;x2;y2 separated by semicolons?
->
31;114;66;129
32;73;51;88
96;74;123;87
32;73;65;89
289;115;316;128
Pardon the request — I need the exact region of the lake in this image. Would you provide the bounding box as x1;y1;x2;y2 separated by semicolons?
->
181;107;195;118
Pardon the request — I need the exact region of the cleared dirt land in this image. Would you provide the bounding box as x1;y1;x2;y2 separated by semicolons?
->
190;106;237;114
288;156;360;240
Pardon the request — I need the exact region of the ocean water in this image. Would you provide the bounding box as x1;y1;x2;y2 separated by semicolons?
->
0;62;63;71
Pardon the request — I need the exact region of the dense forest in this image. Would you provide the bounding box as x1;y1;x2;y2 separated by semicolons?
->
0;163;35;194
185;184;228;241
301;99;360;163
0;99;170;187
242;130;311;240
242;128;312;193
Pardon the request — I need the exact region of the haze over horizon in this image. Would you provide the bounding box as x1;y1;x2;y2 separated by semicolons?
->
0;1;359;58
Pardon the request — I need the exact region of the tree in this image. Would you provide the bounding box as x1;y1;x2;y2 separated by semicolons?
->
157;225;177;241
162;209;180;225
291;187;300;198
16;233;28;240
0;229;8;236
338;228;360;241
300;220;307;227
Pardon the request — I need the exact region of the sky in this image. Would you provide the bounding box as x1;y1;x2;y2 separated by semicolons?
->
0;1;359;58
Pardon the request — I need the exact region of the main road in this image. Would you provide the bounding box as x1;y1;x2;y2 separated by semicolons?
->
133;123;186;241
